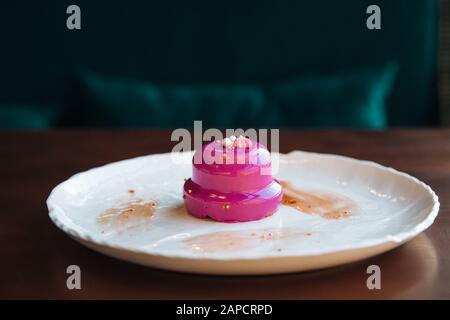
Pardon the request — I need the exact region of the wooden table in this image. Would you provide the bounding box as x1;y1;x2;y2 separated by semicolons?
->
1;129;449;299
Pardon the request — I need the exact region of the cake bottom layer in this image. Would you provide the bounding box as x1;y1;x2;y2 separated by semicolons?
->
183;179;283;222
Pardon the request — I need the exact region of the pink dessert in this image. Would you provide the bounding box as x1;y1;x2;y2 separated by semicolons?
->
183;136;283;222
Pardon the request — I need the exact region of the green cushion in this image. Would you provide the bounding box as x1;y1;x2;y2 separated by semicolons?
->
269;64;397;128
64;65;396;129
65;72;265;128
0;105;57;129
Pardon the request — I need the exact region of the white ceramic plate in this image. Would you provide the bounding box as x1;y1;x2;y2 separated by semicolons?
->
47;151;439;275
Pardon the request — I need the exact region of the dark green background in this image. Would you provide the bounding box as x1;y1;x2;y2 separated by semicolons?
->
0;0;440;128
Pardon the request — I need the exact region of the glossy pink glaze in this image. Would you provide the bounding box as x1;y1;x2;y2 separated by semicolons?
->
183;140;282;222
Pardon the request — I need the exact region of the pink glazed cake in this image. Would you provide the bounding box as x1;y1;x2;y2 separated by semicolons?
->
183;136;283;222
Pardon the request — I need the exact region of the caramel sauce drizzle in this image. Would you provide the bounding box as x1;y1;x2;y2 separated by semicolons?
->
280;181;356;219
97;199;156;226
183;228;311;253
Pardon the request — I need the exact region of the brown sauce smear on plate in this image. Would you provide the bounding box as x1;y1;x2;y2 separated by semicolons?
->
183;228;312;253
184;230;254;253
280;181;357;219
98;199;156;226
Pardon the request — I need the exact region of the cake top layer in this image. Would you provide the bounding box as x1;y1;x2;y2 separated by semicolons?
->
193;136;272;175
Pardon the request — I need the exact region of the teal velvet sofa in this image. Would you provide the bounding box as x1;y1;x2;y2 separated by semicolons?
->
0;0;442;129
